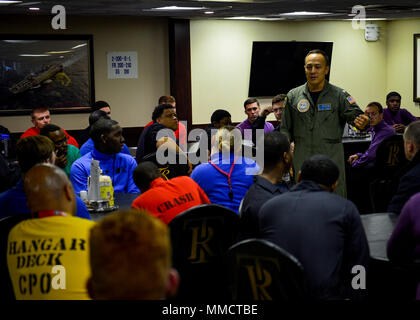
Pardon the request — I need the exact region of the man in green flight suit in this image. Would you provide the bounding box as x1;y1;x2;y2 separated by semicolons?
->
280;49;369;197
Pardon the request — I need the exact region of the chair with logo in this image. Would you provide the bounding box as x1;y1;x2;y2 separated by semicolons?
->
168;203;239;300
369;134;408;212
226;239;309;301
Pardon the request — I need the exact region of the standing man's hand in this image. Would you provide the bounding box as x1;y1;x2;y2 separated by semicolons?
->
354;114;370;130
392;123;405;133
259;105;273;118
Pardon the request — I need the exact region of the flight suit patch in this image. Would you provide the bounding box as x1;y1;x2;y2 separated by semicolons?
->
297;99;310;113
347;96;356;104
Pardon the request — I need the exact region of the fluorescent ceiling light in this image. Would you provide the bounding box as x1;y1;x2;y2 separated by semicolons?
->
226;16;263;20
45;51;71;54
16;1;40;5
344;18;386;21
4;40;38;43
278;11;330;16
226;16;285;21
0;1;22;4
29;7;39;10
204;11;214;14
72;43;87;49
145;6;206;11
20;54;50;57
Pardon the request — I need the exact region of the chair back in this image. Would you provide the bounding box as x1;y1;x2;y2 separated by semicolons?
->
0;214;31;300
168;204;239;300
369;134;408;212
226;239;308;301
140;150;189;180
374;134;407;179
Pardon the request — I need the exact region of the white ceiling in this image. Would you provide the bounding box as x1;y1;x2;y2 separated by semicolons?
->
1;0;420;20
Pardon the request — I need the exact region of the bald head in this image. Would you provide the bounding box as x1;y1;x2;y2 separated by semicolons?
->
133;161;161;193
23;163;76;216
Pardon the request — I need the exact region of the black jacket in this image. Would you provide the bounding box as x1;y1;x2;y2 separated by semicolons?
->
259;180;369;300
388;151;420;214
239;175;288;240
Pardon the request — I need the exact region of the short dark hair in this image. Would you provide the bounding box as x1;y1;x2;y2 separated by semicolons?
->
367;101;384;114
16;135;55;173
40;124;61;136
90;118;119;145
211;109;231;125
404;120;420;148
263;131;290;170
244;98;259;109
272;94;287;105
158;96;176;105
92;101;110;112
30;106;49;118
152;104;175;122
89;110;110;126
386;91;401;101
305;49;330;66
133;161;161;192
300;155;339;187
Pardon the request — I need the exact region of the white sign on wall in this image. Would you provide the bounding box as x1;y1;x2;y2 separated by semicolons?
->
107;51;138;79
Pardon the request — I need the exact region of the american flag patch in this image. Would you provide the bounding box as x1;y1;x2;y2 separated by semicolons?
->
347;96;356;104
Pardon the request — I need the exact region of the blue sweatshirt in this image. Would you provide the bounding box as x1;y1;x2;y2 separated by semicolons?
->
71;147;140;194
190;152;260;213
0;179;91;220
80;138;131;157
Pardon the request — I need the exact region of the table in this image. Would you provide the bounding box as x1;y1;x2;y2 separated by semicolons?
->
361;212;398;261
89;193;140;222
361;212;420;300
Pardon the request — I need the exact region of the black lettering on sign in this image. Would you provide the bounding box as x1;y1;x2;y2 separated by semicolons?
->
78;239;86;251
9;241;18;255
40;273;51;294
19;275;26;294
29;274;37;295
41;239;53;251
70;238;78;250
18;273;53;295
179;195;186;203
53;238;66;251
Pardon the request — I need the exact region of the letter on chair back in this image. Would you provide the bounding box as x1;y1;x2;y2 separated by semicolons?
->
140;151;189;180
374;134;407;179
370;135;408;212
168;204;239;300
226;239;308;301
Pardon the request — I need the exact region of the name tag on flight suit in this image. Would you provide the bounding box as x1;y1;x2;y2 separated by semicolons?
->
317;103;331;111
